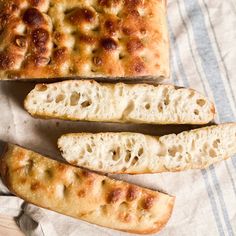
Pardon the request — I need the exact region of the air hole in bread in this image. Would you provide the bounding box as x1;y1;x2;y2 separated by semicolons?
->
177;155;182;161
168;148;175;157
131;156;139;166
37;84;48;91
209;149;217;158
145;103;150;110
33;100;37;104
86;144;92;153
194;109;199;115
189;91;195;98
168;145;182;157
118;87;123;96
46;94;53;103
125;151;131;162
126;140;132;149
196;99;206;107
213;139;220;148
138;147;144;156
203;143;209;153
101;180;106;186
158;103;163;112
162;87;168;96
122;101;134;118
70;92;80;106
185;153;191;163
112;148;120;161
98;161;103;169
164;97;170;106
56;94;65;103
191;140;195;149
81;100;92;108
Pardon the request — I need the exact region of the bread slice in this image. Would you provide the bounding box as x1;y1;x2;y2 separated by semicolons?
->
0;142;175;234
58;123;236;174
0;0;168;80
24;80;215;124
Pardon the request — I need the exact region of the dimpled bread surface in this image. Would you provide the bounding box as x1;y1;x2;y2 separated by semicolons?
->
0;143;175;234
0;0;169;80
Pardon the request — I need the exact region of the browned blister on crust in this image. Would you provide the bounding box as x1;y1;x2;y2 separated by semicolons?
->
0;0;169;80
0;143;175;234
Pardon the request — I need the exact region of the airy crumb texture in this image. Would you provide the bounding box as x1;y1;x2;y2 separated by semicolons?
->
58;123;236;174
24;80;215;124
0;143;174;234
0;0;169;80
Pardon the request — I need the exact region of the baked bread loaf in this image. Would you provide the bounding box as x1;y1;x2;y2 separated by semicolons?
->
58;123;236;174
0;142;175;234
24;80;215;124
0;0;168;80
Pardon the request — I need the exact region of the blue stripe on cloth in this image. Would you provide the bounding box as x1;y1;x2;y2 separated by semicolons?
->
168;20;225;236
209;165;235;236
182;0;235;123
169;32;188;86
202;169;226;236
231;156;236;171
178;0;235;234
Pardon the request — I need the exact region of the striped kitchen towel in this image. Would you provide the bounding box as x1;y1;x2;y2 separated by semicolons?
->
0;0;235;235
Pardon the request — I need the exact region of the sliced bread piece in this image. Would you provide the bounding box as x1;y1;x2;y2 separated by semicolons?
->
0;142;174;234
24;80;215;124
58;123;236;174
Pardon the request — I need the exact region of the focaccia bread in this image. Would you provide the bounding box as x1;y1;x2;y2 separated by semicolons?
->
24;80;215;124
0;143;175;234
58;123;236;174
0;0;169;80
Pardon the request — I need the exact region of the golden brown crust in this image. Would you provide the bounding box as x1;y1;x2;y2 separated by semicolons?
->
0;143;175;234
0;0;169;80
